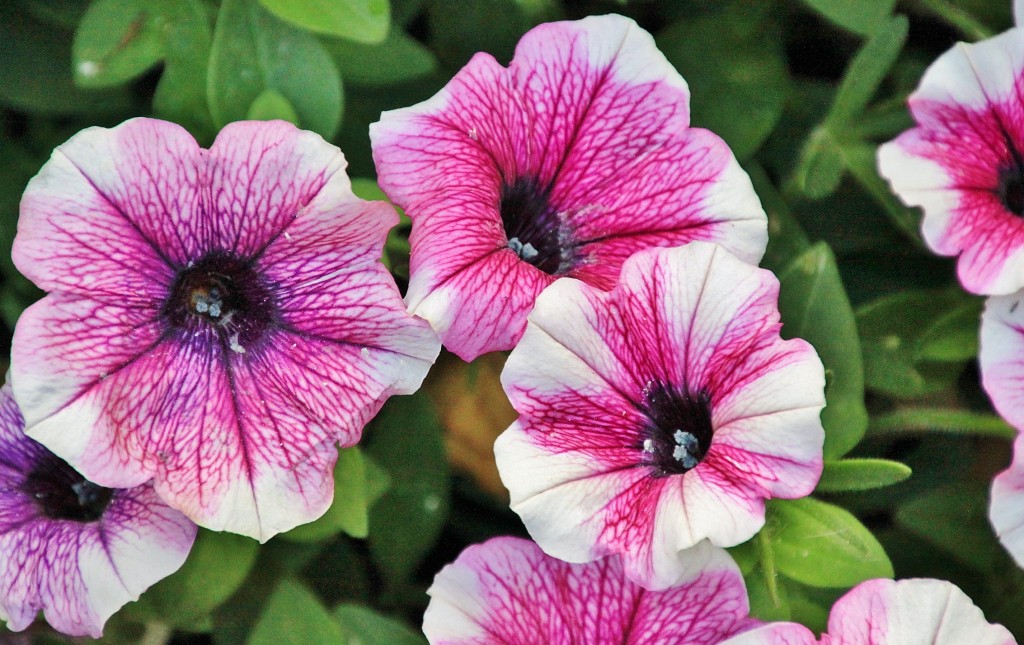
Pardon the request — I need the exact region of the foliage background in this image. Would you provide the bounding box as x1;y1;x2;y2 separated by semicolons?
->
1;0;1021;642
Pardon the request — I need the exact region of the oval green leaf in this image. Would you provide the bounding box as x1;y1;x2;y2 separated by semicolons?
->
259;0;390;43
777;242;868;458
768;497;893;587
248;579;346;645
208;0;343;138
280;446;370;542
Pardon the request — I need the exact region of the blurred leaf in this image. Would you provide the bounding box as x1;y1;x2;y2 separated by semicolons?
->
777;243;868;459
72;0;178;88
750;162;811;271
768;497;893;587
324;28;437;86
334;604;425;644
259;0;390;43
281;446;370;542
791;125;845;200
825;15;908;128
0;5;135;114
917;298;983;362
16;0;89;27
841;142;922;245
208;0;343;138
367;392;450;582
896;483;1000;571
248;579;346;645
153;0;215;142
246;89;300;124
816;458;911;493
658;2;788;160
799;0;896;36
857;290;975;397
135;530;258;629
869;408;1016;440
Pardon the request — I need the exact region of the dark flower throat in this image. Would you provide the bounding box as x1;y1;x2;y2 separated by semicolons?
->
638;382;714;476
21;453;113;523
500;176;577;275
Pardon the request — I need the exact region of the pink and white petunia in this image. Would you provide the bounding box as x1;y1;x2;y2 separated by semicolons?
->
422;536;758;644
980;292;1024;566
878;26;1024;295
11;118;440;541
371;14;767;361
720;578;1015;645
0;384;196;638
494;242;825;590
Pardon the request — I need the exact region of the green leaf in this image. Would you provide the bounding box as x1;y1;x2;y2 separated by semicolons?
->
749;162;811;272
208;0;343;138
825;15;908;128
247;579;346;645
367;392;450;582
896;483;1000;571
246;89;300;124
16;0;90;28
280;446;370;542
259;0;390;43
324;28;437;86
744;563;791;622
333;604;425;645
768;497;893;587
840;142;922;245
72;0;177;88
134;530;258;628
816;458;911;493
152;0;215;142
869;408;1016;440
0;5;135;114
791;125;845;200
799;0;896;36
658;2;788;160
777;243;868;459
917;299;983;362
428;0;528;67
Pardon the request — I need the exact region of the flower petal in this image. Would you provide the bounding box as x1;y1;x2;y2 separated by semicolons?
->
422;537;755;644
878;29;1024;295
372;15;764;360
980;292;1024;429
824;578;1014;644
496;242;825;589
990;433;1024;568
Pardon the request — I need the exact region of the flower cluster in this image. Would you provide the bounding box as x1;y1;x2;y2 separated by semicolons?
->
879;4;1024;574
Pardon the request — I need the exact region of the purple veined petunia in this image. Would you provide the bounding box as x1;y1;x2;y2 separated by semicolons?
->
980;292;1024;566
493;242;826;590
370;14;767;361
422;536;760;644
11;118;441;541
719;578;1015;645
0;383;196;638
877;22;1024;295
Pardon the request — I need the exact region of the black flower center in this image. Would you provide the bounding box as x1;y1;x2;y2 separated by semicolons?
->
500;176;577;275
20;453;114;522
637;381;713;476
164;251;275;353
998;165;1024;216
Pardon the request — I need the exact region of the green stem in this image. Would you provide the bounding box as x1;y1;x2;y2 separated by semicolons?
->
755;528;782;609
139;621;173;645
914;0;995;41
869;408;1015;439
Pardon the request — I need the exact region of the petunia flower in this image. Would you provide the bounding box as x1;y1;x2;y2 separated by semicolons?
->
494;242;825;590
979;292;1024;566
371;14;767;361
422;536;758;644
878;25;1024;295
0;384;196;638
720;578;1015;644
11;118;440;541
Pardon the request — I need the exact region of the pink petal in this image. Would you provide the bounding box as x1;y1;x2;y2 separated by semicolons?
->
980;293;1024;430
720;623;817;645
422;537;755;644
878;29;1024;295
823;578;1014;645
0;385;195;638
495;242;825;590
990;433;1024;568
12;119;440;540
372;15;765;360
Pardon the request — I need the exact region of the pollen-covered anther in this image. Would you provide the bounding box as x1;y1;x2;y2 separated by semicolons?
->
672;430;700;469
